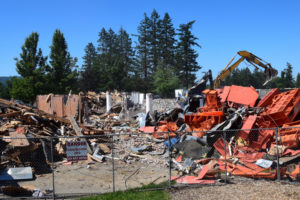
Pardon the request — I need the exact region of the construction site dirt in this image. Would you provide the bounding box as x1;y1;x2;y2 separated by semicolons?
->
19;161;169;194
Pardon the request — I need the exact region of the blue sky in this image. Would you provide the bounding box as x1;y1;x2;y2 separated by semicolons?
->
0;0;300;80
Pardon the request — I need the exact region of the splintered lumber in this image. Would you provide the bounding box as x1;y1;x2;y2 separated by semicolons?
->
69;115;92;154
0;98;70;124
3;132;30;147
87;153;103;163
0;111;22;118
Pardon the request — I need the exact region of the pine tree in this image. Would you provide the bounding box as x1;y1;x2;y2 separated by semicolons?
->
148;9;161;73
47;29;78;94
79;42;98;92
153;60;180;97
251;68;266;88
116;28;136;91
160;13;176;67
176;21;201;88
296;73;300;88
283;62;295;88
136;13;152;92
11;32;47;103
96;28;121;90
0;82;10;99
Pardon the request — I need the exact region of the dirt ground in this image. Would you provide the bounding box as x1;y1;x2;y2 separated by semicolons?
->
14;159;169;196
171;177;300;200
3;162;300;199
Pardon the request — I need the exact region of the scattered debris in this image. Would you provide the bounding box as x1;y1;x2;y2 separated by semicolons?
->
2;84;300;196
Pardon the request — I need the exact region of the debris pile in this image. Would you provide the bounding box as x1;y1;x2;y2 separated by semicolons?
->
141;86;300;184
2;85;300;195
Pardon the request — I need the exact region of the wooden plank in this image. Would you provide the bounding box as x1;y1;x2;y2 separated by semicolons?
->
8;132;30;147
0;111;22;118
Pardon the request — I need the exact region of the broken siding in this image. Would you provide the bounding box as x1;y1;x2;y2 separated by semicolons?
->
36;95;81;119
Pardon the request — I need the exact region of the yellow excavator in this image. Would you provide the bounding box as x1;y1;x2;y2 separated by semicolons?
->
214;50;278;88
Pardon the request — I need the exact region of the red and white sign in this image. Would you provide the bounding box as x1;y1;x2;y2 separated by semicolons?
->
66;141;88;161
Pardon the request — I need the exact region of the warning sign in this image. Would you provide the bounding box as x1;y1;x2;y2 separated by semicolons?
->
66;141;88;161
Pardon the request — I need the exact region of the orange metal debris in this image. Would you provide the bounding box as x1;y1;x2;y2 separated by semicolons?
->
257;88;280;108
226;85;259;107
260;89;300;126
152;122;177;139
171;176;215;184
238;115;257;140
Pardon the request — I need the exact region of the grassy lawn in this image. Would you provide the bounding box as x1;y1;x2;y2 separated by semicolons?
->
78;182;171;200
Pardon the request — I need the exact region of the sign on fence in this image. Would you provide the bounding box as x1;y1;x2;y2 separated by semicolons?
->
66;141;88;161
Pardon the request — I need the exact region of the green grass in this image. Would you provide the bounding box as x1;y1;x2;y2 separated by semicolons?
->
78;182;171;200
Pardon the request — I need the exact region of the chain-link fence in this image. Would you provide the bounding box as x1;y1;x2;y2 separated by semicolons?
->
1;126;300;199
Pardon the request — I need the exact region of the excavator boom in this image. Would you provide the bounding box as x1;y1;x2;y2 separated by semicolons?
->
214;50;278;88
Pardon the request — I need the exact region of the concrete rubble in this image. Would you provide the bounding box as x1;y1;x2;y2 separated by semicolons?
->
1;86;300;196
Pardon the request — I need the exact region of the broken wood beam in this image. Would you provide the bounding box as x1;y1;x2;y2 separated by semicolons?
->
0;111;22;118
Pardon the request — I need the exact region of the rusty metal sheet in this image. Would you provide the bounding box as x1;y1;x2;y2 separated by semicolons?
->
227;85;259;107
238;115;257;139
219;86;231;103
257;88;280;108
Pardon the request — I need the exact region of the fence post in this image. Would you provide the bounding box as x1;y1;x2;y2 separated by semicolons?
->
168;131;171;189
112;134;115;192
275;128;281;181
51;137;55;199
223;131;227;183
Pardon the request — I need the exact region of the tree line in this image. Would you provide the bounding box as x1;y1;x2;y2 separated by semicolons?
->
222;62;300;89
1;9;201;103
1;9;299;103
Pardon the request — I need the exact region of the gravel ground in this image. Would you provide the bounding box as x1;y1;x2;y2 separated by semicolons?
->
152;99;179;112
171;177;300;200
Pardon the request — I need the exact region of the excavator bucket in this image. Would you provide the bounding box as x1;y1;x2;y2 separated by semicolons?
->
263;66;278;86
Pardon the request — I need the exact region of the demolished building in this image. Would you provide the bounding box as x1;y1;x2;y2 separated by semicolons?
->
2;85;300;196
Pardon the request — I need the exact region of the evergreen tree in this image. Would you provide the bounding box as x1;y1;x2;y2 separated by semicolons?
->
0;82;10;99
11;32;47;103
153;61;180;97
136;13;152;92
268;63;295;89
160;13;176;67
176;21;201;88
251;68;266;88
148;9;161;73
283;62;295;88
79;42;98;92
116;28;136;91
47;29;78;94
296;73;300;88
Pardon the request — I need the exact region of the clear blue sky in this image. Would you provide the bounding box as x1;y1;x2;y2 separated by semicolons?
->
1;0;300;80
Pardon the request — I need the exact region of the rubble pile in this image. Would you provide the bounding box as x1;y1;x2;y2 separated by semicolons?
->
141;86;300;184
2;85;300;196
0;92;144;172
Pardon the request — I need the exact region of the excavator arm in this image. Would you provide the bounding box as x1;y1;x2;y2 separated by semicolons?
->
214;50;278;88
